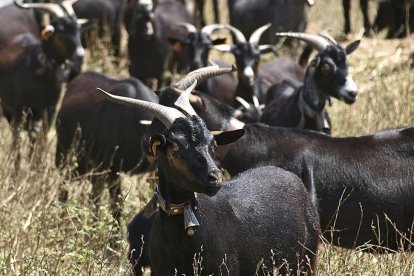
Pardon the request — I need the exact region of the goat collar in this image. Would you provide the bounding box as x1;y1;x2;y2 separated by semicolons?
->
298;89;319;119
298;89;331;132
154;185;200;236
155;185;191;215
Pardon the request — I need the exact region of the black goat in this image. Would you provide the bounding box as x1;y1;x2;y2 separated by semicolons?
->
0;0;84;157
103;66;319;275
227;0;314;44
168;23;237;105
212;24;274;122
260;32;360;134
151;84;414;252
222;124;414;252
36;0;124;56
56;71;157;229
124;0;192;88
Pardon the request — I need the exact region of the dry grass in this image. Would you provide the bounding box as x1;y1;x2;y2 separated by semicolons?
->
0;0;413;274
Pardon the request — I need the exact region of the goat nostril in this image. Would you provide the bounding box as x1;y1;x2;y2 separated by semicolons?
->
348;90;357;97
208;170;221;182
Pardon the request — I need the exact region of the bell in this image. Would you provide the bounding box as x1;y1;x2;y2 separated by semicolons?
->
184;205;200;236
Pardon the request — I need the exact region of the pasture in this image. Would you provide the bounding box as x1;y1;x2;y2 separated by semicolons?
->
0;0;413;274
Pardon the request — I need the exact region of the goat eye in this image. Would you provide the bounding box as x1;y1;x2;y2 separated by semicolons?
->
321;63;332;74
172;144;179;152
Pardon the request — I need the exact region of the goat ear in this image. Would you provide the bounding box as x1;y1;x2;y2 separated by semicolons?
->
168;37;186;52
345;40;360;55
259;45;275;55
211;37;227;45
309;56;320;67
149;134;166;157
40;25;55;40
189;93;204;110
212;129;245;145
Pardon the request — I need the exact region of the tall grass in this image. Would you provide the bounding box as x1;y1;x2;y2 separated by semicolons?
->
0;0;413;274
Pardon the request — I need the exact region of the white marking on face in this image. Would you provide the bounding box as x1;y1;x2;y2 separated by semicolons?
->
146;21;154;36
243;66;254;85
76;46;85;58
139;0;153;11
340;75;357;93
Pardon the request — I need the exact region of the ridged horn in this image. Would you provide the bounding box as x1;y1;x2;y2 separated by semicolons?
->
14;0;66;18
319;30;337;46
97;88;185;128
174;80;198;117
223;24;246;44
176;22;197;34
173;64;236;90
249;23;271;45
60;0;79;17
201;23;226;36
275;32;330;53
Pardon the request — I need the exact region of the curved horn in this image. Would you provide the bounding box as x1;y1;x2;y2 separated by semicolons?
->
252;95;260;108
223;24;246;44
201;23;226;36
173;64;236;90
97;88;185;128
176;22;197;34
319;30;337;46
275;32;330;53
235;96;251;109
14;0;65;18
306;0;315;6
60;0;79;17
249;23;271;45
174;80;198;117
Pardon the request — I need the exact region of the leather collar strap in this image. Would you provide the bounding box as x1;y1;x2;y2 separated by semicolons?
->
298;89;319;119
155;185;191;215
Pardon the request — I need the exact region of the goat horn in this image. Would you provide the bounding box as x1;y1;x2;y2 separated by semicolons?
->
249;23;271;45
177;22;197;34
275;32;330;53
60;0;79;17
319;30;337;46
97;88;185;128
201;24;226;36
252;95;260;108
223;24;246;44
235;96;251;109
174;80;198;117
173;64;236;90
14;0;65;18
306;0;315;6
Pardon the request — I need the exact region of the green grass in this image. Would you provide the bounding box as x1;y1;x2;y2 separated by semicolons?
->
1;0;413;274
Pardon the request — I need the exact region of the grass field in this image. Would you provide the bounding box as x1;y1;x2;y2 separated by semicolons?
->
0;0;413;274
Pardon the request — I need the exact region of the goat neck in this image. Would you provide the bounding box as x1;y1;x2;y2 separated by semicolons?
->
301;66;329;113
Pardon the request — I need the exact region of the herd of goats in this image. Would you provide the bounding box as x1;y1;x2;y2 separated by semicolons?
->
0;0;413;275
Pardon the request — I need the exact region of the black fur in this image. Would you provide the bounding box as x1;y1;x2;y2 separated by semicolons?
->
260;40;360;134
227;0;311;44
124;0;193;88
56;71;157;225
150;166;319;275
343;0;371;36
0;3;83;140
222;124;414;251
